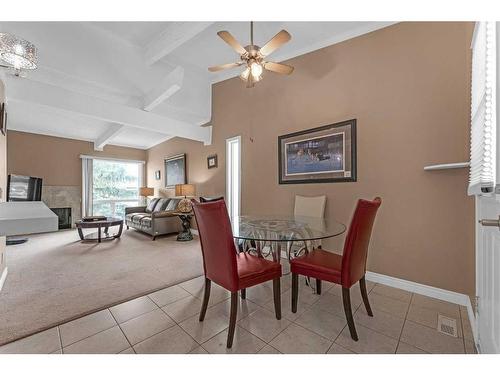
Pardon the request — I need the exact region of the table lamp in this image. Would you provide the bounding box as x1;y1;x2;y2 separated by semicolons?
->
175;184;196;213
139;187;154;205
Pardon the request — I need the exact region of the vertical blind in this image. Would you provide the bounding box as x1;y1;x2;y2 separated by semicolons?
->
468;22;498;195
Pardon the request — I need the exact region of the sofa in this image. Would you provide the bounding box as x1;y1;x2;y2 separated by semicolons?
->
125;197;182;240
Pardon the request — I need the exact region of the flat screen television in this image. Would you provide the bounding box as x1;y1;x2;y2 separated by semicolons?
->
7;174;43;201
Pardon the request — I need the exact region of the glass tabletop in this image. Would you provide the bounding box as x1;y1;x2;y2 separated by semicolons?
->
231;215;346;242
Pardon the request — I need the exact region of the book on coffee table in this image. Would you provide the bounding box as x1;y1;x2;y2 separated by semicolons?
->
82;216;107;222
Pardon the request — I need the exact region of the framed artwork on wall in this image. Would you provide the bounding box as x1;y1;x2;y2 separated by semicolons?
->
164;154;186;188
155;170;161;180
278;119;357;184
207;154;218;169
0;103;6;136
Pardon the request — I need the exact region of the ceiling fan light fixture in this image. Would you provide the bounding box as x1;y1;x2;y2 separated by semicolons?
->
240;67;250;81
250;61;263;79
0;33;38;71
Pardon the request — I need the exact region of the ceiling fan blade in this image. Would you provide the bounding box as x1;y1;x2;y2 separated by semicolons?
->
208;62;243;72
264;61;294;75
217;31;247;55
259;30;291;57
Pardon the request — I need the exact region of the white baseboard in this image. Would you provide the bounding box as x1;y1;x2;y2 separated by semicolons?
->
0;267;8;292
365;271;477;346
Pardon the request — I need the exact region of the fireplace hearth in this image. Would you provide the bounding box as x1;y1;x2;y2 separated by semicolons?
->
50;207;72;230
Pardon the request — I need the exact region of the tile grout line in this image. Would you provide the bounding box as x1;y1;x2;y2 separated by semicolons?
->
394;292;414;354
458;304;466;353
109;308;136;354
56;326;63;354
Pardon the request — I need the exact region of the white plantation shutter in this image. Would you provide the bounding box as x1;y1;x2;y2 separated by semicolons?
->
468;22;498;195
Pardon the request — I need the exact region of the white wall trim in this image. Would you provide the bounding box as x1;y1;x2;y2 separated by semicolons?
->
365;271;478;347
0;267;8;292
79;154;145;164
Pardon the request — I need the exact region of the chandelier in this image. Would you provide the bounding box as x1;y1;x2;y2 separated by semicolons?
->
0;33;38;77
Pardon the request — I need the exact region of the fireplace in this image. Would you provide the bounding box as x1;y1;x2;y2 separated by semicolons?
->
50;207;72;230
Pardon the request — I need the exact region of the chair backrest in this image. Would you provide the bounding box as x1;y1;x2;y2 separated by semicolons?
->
191;199;239;291
294;195;327;218
341;197;382;288
199;196;224;203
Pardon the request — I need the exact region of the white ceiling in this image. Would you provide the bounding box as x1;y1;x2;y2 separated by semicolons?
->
0;21;394;150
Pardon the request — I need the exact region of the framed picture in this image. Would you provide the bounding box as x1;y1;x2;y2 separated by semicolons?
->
278;119;357;184
164;154;186;188
155;170;161;180
0;103;6;136
207;154;218;169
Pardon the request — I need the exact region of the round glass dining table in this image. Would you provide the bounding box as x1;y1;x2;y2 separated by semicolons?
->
231;215;346;263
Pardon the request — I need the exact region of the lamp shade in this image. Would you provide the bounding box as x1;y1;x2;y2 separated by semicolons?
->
175;184;195;197
139;187;154;197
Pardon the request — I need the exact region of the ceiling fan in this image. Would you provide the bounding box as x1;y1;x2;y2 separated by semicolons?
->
208;22;294;88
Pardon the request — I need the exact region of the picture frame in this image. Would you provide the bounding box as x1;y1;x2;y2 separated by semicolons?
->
278;119;357;184
207;154;218;169
0;103;6;136
164;154;187;188
155;170;161;180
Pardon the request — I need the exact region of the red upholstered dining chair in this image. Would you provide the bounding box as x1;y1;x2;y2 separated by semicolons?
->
191;199;282;348
290;197;382;341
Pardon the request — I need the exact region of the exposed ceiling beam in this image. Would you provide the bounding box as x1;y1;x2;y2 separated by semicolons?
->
145;22;213;66
94;124;126;151
4;76;212;144
143;66;184;111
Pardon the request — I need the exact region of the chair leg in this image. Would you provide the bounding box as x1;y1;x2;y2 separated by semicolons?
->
342;287;358;341
291;273;299;313
316;279;322;295
241;288;246;299
359;276;373;317
272;278;281;320
227;292;238;348
199;278;211;322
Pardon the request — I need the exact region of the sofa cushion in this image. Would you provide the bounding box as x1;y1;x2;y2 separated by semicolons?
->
165;198;180;211
140;217;152;228
153;198;170;212
125;213;135;222
132;213;150;223
145;198;160;213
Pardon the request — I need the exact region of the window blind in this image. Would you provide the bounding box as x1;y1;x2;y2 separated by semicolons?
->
468;22;498;195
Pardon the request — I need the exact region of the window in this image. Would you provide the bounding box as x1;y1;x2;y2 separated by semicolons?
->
82;156;144;218
468;22;498;195
226;136;241;218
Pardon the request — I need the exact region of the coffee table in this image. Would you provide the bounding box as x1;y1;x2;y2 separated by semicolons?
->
75;217;124;243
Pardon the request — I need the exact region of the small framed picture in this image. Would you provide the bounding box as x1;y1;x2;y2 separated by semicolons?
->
155;170;161;180
207;154;218;169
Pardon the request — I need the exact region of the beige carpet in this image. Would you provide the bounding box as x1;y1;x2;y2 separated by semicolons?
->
0;229;203;345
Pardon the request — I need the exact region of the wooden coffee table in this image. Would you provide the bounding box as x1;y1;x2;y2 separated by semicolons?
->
75;217;124;243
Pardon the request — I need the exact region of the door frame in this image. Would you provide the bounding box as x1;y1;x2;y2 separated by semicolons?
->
225;135;241;218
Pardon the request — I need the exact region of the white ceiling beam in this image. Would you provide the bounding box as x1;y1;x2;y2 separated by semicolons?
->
94;124;126;151
4;76;212;144
145;22;213;66
143;66;184;111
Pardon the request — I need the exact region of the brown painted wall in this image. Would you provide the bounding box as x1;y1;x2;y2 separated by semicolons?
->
7;130;147;187
147;22;475;296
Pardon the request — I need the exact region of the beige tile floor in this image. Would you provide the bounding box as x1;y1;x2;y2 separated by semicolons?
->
0;273;478;354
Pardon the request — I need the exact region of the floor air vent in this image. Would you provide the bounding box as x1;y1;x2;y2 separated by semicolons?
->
437;315;458;337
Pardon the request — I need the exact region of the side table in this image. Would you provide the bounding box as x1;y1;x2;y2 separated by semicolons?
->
176;213;193;241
